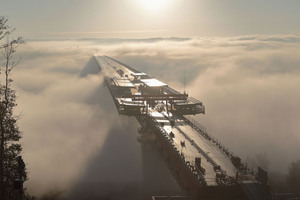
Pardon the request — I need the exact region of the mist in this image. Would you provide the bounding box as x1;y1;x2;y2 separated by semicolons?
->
13;36;300;197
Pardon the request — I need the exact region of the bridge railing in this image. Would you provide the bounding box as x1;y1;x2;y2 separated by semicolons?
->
183;116;254;175
147;115;208;186
183;115;233;159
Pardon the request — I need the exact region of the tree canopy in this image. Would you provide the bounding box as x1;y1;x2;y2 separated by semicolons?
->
0;16;26;200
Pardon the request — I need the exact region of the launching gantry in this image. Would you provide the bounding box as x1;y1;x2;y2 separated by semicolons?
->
100;59;205;116
95;56;270;200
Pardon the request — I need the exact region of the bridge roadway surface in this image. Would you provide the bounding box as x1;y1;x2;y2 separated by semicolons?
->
95;55;270;200
96;56;137;78
149;110;237;186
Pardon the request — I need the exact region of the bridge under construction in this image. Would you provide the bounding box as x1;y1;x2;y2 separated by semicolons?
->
95;56;270;200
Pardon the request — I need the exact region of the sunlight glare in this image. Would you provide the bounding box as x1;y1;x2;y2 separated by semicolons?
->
137;0;172;12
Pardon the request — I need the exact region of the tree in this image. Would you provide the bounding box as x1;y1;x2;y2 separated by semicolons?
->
286;159;300;192
0;16;25;200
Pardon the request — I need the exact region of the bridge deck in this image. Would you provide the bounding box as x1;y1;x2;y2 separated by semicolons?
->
95;55;270;199
149;111;237;186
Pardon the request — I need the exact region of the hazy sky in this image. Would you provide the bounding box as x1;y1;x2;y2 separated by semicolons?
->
1;0;300;39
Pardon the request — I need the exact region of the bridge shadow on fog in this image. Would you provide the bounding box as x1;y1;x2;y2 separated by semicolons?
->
68;116;144;200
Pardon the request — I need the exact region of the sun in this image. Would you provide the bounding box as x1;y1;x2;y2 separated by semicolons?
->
137;0;172;12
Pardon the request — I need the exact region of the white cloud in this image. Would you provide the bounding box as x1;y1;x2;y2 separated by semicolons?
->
12;35;300;197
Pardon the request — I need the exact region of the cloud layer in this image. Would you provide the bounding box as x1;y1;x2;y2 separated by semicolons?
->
96;35;300;172
12;35;300;197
